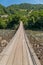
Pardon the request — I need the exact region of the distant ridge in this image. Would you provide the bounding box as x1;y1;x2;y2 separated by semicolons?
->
0;3;43;14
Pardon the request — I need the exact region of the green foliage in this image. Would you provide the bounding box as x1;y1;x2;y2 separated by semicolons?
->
6;15;20;29
0;3;43;15
0;3;43;30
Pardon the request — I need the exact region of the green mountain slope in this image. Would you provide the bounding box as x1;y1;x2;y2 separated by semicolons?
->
0;3;43;15
7;3;43;15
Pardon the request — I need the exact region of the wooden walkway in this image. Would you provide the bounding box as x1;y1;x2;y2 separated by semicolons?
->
0;22;41;65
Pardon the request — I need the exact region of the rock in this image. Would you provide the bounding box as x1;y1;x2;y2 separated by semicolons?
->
40;48;42;51
38;56;41;60
34;44;37;47
40;43;43;46
37;44;39;48
38;50;41;53
1;40;8;47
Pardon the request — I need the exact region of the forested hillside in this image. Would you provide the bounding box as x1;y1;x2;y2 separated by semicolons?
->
0;4;9;14
0;3;43;30
0;3;43;14
7;3;43;10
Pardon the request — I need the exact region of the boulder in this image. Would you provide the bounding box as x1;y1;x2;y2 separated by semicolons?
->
1;40;8;47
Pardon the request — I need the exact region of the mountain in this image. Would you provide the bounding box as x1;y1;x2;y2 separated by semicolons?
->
0;4;7;15
0;3;43;15
0;4;10;15
7;3;43;14
7;3;43;10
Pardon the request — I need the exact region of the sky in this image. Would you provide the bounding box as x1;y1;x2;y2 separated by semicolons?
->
0;0;43;6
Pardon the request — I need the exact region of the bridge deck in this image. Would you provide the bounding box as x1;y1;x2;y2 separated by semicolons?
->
0;22;41;65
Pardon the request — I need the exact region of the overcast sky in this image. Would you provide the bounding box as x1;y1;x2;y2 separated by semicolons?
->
0;0;43;6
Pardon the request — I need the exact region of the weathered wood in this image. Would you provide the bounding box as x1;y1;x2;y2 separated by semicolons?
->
0;22;41;65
